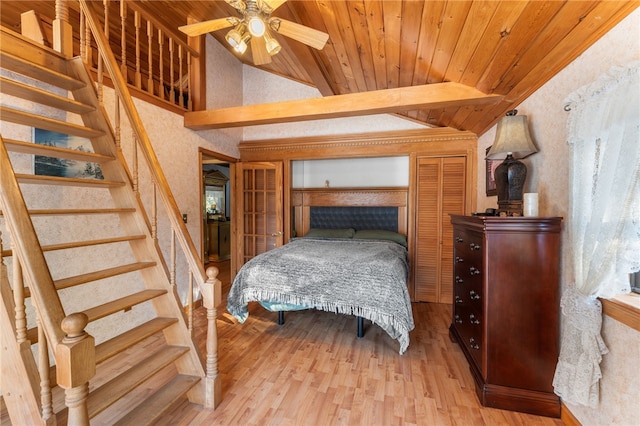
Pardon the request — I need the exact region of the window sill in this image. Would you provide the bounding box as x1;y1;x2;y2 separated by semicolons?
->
601;293;640;332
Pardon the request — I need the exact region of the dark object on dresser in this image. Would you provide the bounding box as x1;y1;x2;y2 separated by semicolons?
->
449;215;562;418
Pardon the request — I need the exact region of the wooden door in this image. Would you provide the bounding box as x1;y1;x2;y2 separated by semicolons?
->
234;161;284;271
414;156;466;303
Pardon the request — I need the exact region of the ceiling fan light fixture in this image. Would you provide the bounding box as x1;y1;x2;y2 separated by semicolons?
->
226;25;249;54
247;16;266;37
264;30;281;56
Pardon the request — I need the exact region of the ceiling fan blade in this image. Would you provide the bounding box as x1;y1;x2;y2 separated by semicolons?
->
261;0;287;13
179;18;236;37
271;18;328;50
225;0;247;13
251;36;272;65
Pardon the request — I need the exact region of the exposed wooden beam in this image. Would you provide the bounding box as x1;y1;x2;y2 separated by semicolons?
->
184;82;502;130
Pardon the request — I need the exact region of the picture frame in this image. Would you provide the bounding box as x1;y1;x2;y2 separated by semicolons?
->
485;146;498;196
34;128;103;179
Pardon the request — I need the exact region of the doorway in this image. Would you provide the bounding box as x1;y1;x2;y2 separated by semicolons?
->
200;149;235;295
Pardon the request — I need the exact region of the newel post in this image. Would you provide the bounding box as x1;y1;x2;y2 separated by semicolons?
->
53;0;73;58
202;266;222;408
55;313;95;425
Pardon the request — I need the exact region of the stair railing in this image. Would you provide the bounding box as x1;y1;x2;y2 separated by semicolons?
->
0;136;96;424
77;0;198;112
77;0;221;408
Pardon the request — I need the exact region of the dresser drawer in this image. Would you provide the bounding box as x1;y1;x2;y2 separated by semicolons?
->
455;304;484;367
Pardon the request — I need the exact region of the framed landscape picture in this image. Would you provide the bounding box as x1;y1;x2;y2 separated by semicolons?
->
34;129;103;179
485;146;498;196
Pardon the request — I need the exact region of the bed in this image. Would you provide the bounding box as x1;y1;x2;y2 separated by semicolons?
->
227;188;415;354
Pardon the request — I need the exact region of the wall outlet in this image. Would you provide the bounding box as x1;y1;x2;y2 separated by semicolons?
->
182;214;188;223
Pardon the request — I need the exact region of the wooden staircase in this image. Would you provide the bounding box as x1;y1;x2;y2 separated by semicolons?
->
0;24;219;425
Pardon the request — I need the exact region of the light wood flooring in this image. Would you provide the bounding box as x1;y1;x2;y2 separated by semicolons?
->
2;261;565;425
159;260;563;426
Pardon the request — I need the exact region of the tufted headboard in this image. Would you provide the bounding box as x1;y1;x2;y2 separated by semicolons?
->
291;187;408;237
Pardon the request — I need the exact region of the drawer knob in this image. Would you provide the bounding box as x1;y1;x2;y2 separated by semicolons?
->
455;236;464;243
456;256;464;263
470;290;481;300
455;295;464;304
469;313;480;324
469;267;481;276
455;275;464;284
454;314;463;324
469;337;480;350
470;243;481;251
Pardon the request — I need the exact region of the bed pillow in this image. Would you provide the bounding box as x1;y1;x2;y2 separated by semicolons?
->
303;228;355;239
354;229;408;247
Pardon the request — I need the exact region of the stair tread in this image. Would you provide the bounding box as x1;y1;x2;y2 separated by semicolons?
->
22;306;170;347
3;138;113;163
54;261;157;291
0;77;95;114
0;208;137;217
43;235;147;253
53;345;190;421
83;289;167;323
0;106;104;139
112;374;201;426
16;173;125;188
0;50;85;91
95;317;178;364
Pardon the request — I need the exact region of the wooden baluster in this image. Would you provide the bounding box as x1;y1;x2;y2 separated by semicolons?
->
158;29;165;101
12;246;27;343
84;9;92;67
169;37;174;105
114;95;121;151
120;0;127;78
96;0;109;105
37;316;53;421
178;44;184;108
187;52;192;111
151;182;157;242
56;313;95;426
170;230;176;290
79;10;86;62
188;272;193;334
147;20;154;95
203;266;222;408
54;0;73;58
134;11;142;89
132;134;138;194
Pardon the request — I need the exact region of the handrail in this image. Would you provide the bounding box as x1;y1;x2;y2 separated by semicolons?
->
78;0;209;304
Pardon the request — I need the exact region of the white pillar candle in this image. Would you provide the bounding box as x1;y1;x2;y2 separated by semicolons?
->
523;193;539;216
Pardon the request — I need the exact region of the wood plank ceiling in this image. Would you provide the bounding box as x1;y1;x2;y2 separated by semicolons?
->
1;1;637;135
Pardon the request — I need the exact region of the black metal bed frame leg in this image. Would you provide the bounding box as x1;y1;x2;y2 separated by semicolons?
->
357;316;364;337
278;311;285;325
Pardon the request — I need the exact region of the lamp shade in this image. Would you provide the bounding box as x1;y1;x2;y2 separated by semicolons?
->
486;110;538;160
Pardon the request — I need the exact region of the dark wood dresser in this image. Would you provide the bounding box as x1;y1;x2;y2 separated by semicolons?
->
448;215;562;417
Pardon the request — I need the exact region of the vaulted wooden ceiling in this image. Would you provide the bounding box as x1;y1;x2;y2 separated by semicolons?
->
1;1;637;135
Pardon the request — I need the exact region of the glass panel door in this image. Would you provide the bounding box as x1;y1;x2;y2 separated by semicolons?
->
237;162;283;267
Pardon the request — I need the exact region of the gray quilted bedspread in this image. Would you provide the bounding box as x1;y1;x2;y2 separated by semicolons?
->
227;238;415;354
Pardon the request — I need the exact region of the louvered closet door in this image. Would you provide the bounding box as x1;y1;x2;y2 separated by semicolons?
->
414;157;466;303
236;161;284;269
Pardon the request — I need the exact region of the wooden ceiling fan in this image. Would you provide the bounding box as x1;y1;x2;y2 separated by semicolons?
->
178;0;329;65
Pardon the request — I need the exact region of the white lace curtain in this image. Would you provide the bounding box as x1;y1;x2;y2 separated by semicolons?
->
552;62;640;407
